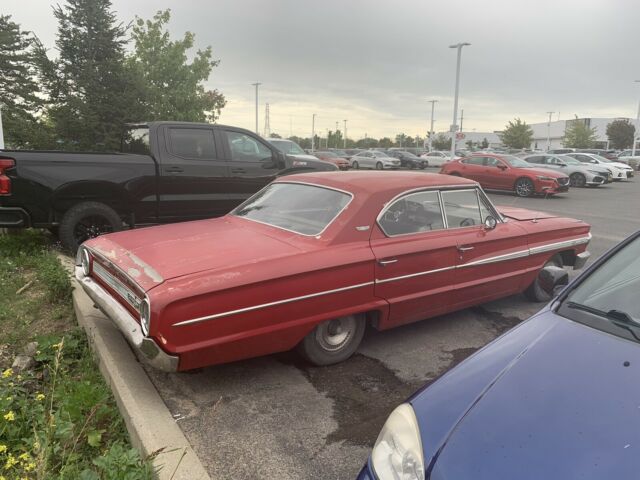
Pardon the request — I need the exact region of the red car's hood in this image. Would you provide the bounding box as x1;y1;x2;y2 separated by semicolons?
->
498;206;557;221
83;217;304;291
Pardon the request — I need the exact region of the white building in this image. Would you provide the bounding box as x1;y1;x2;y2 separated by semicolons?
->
438;131;503;150
528;117;633;150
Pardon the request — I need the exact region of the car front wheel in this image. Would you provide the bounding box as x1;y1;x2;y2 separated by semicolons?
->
514;177;535;197
351;160;359;169
376;161;383;170
297;315;365;366
569;172;586;187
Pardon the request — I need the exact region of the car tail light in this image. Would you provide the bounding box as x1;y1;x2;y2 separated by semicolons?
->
0;158;15;195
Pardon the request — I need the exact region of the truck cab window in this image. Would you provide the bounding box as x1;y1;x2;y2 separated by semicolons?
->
122;127;151;155
227;132;273;162
169;128;216;159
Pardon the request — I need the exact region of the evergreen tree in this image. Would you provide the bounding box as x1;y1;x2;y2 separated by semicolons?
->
128;10;226;123
40;0;139;150
0;15;52;148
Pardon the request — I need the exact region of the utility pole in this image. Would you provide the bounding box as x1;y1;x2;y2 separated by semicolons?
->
546;111;554;151
459;109;464;132
311;114;316;152
449;43;471;159
263;103;271;138
0;104;4;150
428;99;438;152
251;82;261;134
343;120;347;149
633;80;640;156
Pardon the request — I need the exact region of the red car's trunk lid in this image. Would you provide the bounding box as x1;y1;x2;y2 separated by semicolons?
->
84;216;304;291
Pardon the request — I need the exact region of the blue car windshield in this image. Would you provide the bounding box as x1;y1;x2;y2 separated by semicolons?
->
562;235;640;335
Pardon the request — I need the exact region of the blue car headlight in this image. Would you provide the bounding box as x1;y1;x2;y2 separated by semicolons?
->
371;403;425;480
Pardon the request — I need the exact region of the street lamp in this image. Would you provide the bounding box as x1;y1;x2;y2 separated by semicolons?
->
449;42;471;159
311;114;316;152
343;120;348;149
546;111;554;151
633;80;640;156
428;100;438;152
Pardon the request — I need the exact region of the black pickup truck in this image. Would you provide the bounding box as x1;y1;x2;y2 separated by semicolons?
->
0;121;335;251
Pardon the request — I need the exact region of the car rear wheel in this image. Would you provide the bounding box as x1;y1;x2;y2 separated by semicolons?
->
59;201;123;253
514;177;535;197
297;315;365;366
351;160;359;169
569;172;586;188
524;254;563;302
376;161;383;170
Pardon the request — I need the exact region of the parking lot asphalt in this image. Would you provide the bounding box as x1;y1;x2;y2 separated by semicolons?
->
144;176;640;480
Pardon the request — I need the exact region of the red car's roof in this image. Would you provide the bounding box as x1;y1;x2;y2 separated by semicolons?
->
278;171;476;195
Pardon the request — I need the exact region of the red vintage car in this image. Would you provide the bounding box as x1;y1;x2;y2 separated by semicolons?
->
440;153;570;197
75;172;591;371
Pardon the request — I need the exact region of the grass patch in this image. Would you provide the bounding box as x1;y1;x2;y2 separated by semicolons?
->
0;230;155;479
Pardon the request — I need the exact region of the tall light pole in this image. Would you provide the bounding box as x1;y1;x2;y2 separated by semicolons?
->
546;111;554;151
428;99;438;151
449;42;471;159
311;114;316;152
251;82;261;134
633;80;640;156
343;119;348;149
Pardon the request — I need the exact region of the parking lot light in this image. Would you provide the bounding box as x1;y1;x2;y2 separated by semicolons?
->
633;80;640;156
449;43;470;160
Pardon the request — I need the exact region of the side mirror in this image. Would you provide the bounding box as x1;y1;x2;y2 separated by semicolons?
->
483;215;497;230
538;265;569;297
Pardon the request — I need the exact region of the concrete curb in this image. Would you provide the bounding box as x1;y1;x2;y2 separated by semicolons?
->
62;256;211;480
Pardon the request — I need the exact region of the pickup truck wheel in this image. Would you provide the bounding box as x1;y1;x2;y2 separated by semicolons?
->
59;202;123;253
297;315;365;366
524;254;563;302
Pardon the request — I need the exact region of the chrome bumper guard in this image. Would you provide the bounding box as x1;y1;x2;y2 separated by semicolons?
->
573;251;590;270
75;266;179;372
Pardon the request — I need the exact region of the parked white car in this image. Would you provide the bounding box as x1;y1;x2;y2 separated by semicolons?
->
349;150;401;170
617;150;640;170
565;152;634;181
524;154;611;186
419;151;459;167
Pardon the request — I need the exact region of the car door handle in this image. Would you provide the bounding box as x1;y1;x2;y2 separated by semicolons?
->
378;258;398;266
231;168;246;174
457;245;475;252
165;167;184;174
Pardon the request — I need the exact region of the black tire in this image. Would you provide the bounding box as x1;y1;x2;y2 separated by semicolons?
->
420;162;427;169
297;315;366;366
524;254;563;302
351;160;359;170
569;172;586;188
59;202;123;253
514;177;535;197
376;161;383;170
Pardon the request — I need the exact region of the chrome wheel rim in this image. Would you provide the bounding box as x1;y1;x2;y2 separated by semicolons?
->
315;316;357;352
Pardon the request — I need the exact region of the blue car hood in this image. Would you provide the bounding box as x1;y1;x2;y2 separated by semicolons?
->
411;311;640;480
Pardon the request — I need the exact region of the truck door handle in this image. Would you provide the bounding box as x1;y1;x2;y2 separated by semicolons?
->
457;245;475;252
231;168;246;174
378;258;398;266
165;167;183;174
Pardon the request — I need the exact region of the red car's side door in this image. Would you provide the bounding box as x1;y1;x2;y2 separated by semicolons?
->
481;157;513;190
439;188;532;310
370;190;459;329
457;157;485;182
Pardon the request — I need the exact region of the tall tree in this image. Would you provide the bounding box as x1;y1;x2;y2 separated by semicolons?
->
378;137;393;148
563;120;598;148
129;10;225;123
0;15;52;148
432;133;451;150
39;0;139;150
500;118;533;149
606;119;635;149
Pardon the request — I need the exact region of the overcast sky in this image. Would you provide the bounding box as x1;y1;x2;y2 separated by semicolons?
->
4;0;640;139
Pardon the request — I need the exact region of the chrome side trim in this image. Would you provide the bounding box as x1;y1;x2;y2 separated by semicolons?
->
458;249;530;267
375;265;455;284
529;233;592;255
173;281;375;327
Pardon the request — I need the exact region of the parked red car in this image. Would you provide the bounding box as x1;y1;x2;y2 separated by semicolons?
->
313;151;350;170
440;153;570;197
76;172;590;371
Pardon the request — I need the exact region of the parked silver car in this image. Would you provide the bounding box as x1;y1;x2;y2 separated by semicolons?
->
524;154;612;187
350;150;401;170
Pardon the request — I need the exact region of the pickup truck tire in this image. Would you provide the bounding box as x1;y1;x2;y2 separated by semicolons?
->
297;314;365;366
59;202;123;253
